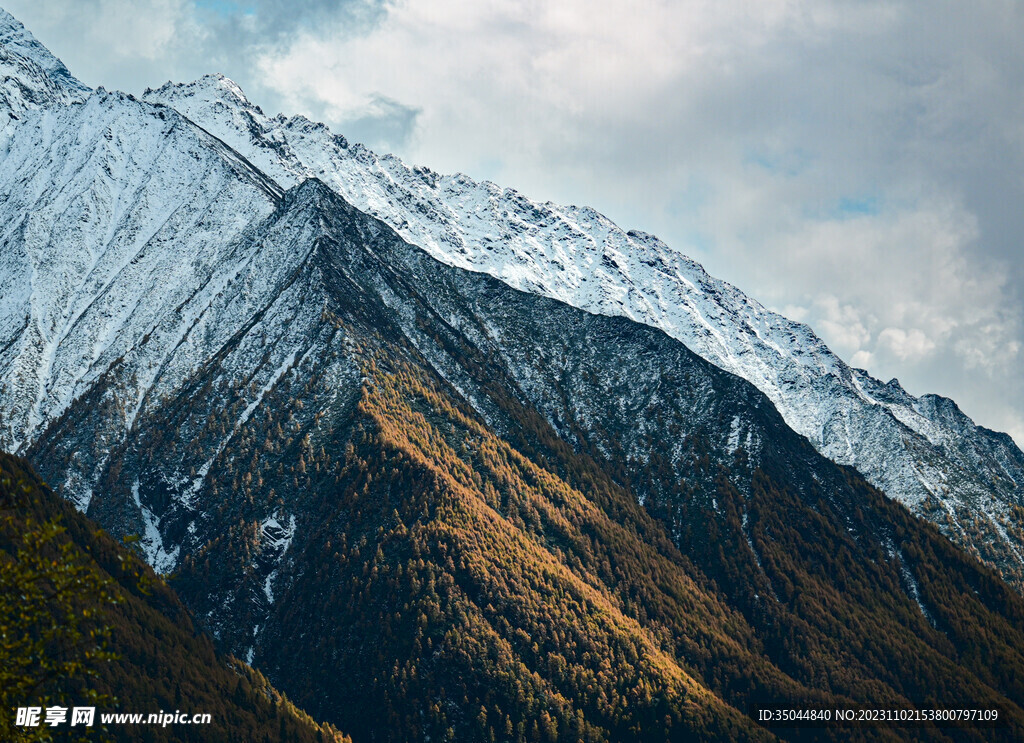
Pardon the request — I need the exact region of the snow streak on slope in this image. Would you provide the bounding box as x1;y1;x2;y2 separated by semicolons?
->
144;75;1024;577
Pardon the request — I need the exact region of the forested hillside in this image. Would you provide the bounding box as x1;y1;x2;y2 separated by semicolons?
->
0;453;349;742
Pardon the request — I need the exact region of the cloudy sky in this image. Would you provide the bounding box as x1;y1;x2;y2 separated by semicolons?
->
7;0;1024;444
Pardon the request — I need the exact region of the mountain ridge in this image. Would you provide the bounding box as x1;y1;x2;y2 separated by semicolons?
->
21;173;1024;739
143;71;1024;589
2;6;1021;590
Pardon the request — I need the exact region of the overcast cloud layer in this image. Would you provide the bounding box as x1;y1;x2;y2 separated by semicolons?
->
6;0;1023;444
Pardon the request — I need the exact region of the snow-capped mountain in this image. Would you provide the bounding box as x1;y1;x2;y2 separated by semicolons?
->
1;8;1022;591
143;74;1024;584
0;87;283;458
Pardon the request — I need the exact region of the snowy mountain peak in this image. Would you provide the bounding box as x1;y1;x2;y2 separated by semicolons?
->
0;6;17;30
0;5;89;124
2;7;1024;589
147;73;258;116
0;80;286;455
140;72;1024;588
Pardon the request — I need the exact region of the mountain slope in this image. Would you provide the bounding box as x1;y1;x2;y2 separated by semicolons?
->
3;8;1022;592
0;85;282;467
0;452;349;743
21;178;1024;741
141;73;1024;591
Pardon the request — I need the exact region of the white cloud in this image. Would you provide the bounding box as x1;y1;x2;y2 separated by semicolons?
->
88;0;193;60
877;328;936;362
955;325;1022;373
850;350;874;369
255;1;897;172
812;296;873;357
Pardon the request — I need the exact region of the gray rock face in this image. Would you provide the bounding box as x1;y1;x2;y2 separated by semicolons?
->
7;177;871;660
